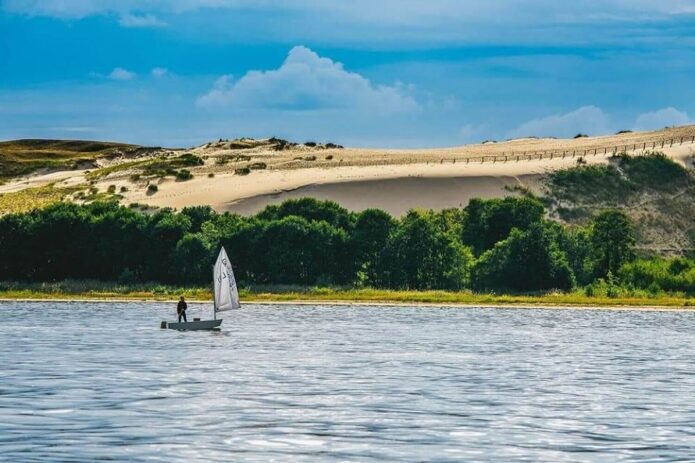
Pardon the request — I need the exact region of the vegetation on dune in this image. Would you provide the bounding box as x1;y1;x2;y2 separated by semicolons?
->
0;183;86;214
0;197;692;302
0;139;148;179
545;153;695;252
547;152;690;200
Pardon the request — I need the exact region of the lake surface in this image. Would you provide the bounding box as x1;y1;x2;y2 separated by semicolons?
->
1;302;693;462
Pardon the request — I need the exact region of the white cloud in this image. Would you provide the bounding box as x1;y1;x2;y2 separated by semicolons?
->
151;67;169;78
119;13;166;28
197;46;417;113
507;106;611;139
49;126;97;133
5;1;693;44
109;67;136;81
633;107;690;131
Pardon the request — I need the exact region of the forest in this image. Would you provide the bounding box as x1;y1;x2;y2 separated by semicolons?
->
0;197;692;295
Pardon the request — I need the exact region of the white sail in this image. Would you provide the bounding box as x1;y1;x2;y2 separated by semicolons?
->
213;247;241;311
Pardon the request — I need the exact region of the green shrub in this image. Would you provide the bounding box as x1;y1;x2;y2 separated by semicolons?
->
147;184;158;194
547;164;631;202
235;167;250;176
175;169;193;181
616;152;689;191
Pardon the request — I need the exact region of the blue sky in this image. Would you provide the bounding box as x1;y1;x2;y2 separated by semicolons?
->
1;1;694;148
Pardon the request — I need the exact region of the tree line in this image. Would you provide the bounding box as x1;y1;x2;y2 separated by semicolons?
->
0;198;692;294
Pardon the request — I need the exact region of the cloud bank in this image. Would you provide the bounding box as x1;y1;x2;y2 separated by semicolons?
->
197;46;417;113
634;107;691;131
108;67;136;81
508;106;610;139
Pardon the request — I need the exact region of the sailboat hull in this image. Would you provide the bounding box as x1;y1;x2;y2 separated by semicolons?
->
164;319;223;331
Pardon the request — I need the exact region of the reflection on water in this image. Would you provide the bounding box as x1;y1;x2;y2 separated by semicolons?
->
1;302;693;462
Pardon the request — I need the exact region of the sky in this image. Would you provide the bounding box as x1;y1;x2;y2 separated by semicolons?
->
1;1;694;148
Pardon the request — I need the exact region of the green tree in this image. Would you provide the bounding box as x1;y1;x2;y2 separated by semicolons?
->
590;210;636;278
351;209;396;286
181;206;216;232
472;222;575;292
173;233;213;284
462;197;545;255
384;210;473;290
256;198;354;231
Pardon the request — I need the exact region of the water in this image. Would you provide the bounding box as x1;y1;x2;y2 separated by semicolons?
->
1;302;693;462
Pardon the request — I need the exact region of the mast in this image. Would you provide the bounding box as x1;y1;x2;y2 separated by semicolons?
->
212;264;216;320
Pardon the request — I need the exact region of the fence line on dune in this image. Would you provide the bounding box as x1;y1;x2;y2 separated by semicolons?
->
430;135;695;166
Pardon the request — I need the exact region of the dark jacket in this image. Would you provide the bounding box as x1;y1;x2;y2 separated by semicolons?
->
177;300;187;314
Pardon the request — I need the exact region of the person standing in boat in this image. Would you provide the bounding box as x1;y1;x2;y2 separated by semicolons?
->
177;296;188;323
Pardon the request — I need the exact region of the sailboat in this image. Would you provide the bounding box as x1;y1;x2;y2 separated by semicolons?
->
163;247;241;331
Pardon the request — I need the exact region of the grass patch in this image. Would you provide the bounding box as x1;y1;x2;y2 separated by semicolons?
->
142;153;203;177
86;159;151;180
0;281;691;307
0;183;86;214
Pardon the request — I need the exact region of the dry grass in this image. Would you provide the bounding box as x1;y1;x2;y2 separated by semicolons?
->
0;282;691;308
0;183;86;214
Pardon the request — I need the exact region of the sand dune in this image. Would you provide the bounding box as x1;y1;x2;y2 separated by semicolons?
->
124;142;693;216
2;126;694;215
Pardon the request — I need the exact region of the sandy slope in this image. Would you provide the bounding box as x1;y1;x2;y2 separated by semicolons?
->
2;126;694;215
124;143;693;216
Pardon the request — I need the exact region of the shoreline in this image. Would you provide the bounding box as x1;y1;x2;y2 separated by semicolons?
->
1;297;692;312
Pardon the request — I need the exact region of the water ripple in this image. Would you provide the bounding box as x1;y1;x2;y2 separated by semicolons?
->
0;302;693;462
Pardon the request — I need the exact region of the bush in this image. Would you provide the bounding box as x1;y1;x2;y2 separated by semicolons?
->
616;152;689;191
574;133;588;138
546;164;631;202
305;141;317;147
235;167;250;176
208;172;215;178
147;184;158;194
107;185;116;194
120;186;128;193
325;155;334;160
175;169;193;181
249;162;267;170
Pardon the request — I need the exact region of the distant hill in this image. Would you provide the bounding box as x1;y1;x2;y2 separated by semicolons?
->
0;139;160;179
